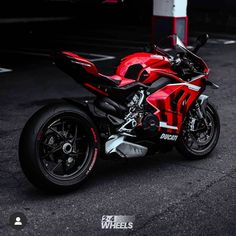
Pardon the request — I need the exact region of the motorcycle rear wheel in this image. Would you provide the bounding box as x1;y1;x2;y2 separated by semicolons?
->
176;102;220;159
19;102;100;192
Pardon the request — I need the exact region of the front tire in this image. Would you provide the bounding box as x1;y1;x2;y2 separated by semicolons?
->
19;102;100;192
176;102;220;159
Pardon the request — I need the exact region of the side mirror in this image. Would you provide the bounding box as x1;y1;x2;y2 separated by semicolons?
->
192;34;209;54
196;34;209;47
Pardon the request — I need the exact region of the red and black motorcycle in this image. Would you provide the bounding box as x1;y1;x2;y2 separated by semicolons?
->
19;34;220;192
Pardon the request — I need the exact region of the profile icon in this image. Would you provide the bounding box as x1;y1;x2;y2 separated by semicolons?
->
9;212;27;230
14;217;22;226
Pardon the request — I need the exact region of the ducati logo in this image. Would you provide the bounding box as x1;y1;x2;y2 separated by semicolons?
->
160;133;178;141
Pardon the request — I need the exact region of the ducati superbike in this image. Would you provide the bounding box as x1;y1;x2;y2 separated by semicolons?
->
19;34;220;192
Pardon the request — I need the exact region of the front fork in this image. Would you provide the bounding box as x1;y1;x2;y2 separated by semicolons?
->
189;95;209;132
196;95;209;128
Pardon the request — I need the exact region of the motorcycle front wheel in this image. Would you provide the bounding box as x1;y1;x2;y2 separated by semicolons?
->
176;102;220;159
19;102;100;192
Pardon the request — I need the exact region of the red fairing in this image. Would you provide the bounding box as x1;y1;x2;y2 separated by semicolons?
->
115;51;208;134
116;52;181;84
56;48;209;135
146;75;205;134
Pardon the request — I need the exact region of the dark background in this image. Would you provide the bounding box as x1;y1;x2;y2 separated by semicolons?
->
1;0;236;50
0;1;236;235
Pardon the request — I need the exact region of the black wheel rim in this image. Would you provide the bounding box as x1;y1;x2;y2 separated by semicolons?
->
37;113;91;180
182;107;217;154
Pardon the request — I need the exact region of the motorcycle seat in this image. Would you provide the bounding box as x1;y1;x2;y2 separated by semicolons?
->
54;51;137;88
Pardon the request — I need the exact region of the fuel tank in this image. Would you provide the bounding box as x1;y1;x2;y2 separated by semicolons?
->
116;52;179;84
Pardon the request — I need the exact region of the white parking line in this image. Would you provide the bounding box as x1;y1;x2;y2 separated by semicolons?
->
1;49;116;62
76;52;116;62
209;39;236;45
223;40;236;45
0;67;12;74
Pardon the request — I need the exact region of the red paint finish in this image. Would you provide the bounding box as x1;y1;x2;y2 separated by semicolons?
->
185;16;189;46
55;47;209;136
146;76;205;134
116;52;182;84
91;128;98;143
172;17;177;46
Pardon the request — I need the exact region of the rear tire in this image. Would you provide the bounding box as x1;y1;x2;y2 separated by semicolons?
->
176;102;220;159
19;102;100;192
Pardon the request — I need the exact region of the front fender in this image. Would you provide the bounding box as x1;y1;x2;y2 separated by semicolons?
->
198;94;209;117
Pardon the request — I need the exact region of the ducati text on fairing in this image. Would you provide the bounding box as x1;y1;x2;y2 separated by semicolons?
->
160;133;178;141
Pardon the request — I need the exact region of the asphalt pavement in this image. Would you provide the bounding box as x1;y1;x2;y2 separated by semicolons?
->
0;37;236;235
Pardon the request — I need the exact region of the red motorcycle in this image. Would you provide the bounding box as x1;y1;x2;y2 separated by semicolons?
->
19;34;220;192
